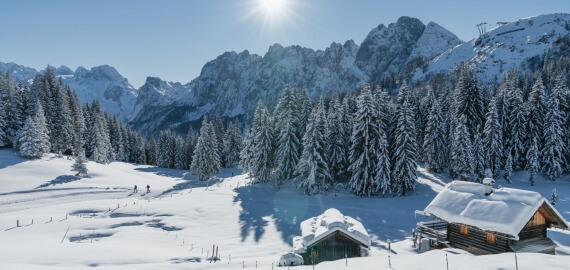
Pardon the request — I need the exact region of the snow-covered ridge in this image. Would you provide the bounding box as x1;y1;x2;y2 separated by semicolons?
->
0;62;138;122
64;65;138;121
130;16;461;135
415;13;570;82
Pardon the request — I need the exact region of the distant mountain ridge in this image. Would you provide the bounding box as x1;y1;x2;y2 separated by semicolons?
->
3;13;569;135
129;16;462;135
0;63;137;122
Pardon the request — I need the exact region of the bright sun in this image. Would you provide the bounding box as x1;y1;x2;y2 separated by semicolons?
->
260;0;287;15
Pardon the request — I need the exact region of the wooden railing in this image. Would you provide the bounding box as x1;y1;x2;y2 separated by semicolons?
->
416;220;449;247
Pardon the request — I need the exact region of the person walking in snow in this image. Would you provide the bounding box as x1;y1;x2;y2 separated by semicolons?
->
146;184;150;193
134;185;138;193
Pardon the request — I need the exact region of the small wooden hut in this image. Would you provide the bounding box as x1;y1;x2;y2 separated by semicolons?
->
416;180;568;255
292;209;370;264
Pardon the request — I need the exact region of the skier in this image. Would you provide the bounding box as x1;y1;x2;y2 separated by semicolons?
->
134;185;138;193
146;184;150;193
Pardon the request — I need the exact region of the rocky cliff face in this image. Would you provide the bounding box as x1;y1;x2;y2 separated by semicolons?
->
63;65;138;121
130;16;461;135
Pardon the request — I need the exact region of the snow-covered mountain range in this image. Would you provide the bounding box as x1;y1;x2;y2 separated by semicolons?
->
414;13;570;82
2;14;569;135
129;16;463;134
0;63;137;122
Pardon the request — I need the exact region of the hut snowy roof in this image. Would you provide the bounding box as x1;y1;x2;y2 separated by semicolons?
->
423;181;568;239
293;208;370;253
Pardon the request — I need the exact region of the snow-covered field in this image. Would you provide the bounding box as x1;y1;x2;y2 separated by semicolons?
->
1;149;570;269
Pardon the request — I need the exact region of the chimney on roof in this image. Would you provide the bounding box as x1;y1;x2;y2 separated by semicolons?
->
483;178;495;196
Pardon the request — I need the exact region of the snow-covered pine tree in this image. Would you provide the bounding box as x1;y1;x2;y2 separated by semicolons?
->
191;117;221;181
67;90;85;156
525;75;547;181
505;79;526;169
17;112;50;159
550;74;570;172
295;87;311;139
0;99;7;147
551;188;558;205
272;87;301;185
341;95;355;173
145;137;157;166
296;99;331;194
156;130;176;168
250;102;274;183
348;84;381;196
32;101;50;153
542;96;566;181
50;81;75;155
274;110;300;185
504;149;513;184
393;88;418;196
239;129;254;172
174;136;188;169
185;128;197;167
212;114;226;166
90;114;113;164
423;98;446;173
375;131;391;196
71;147;88;177
223;120;243;168
108;116;126;161
0;73;24;147
453;69;485;134
451;115;473;181
472;129;485;181
439;87;453;168
325;96;346;182
483;98;503;179
411;88;426;160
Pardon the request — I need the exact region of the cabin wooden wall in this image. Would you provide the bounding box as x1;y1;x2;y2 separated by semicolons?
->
302;231;361;265
447;223;510;254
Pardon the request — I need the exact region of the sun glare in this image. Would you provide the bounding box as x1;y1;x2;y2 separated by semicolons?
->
260;0;287;15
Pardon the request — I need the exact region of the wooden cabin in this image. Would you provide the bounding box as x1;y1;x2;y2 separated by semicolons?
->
416;180;568;255
292;209;370;265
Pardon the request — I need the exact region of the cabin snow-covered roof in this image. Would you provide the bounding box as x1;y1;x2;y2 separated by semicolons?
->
424;181;569;240
293;208;370;253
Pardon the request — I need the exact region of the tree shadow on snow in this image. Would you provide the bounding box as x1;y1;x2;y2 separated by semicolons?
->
36;175;81;189
0;149;28;170
233;180;440;245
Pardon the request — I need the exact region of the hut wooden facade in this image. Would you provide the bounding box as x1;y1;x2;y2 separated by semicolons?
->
416;181;568;255
292;209;370;265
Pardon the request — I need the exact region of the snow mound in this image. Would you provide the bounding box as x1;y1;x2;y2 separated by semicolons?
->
279;252;304;266
293;208;370;253
424;181;569;239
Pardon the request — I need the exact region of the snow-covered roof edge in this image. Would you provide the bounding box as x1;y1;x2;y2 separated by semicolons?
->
293;209;371;254
423;181;569;239
305;226;370;248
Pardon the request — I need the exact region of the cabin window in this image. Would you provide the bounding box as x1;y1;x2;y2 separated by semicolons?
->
459;224;469;235
486;232;496;245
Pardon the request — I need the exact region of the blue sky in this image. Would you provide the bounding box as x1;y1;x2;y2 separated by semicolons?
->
0;0;568;87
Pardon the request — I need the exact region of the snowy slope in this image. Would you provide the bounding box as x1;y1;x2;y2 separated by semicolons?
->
415;13;570;82
1;149;570;269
